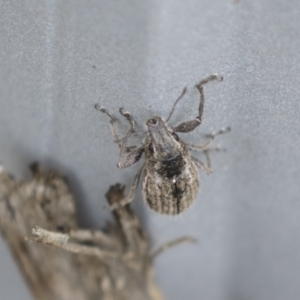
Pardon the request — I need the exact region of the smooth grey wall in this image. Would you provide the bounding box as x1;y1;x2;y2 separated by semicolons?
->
1;1;300;300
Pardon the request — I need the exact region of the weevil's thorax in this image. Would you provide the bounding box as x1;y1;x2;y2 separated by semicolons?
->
145;116;188;162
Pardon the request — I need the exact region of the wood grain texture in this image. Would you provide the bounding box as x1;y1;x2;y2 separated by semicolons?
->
0;164;163;300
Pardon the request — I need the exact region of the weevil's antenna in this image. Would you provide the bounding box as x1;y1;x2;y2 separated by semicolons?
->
165;87;187;123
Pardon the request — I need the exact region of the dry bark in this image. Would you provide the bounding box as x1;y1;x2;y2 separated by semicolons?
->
0;163;165;300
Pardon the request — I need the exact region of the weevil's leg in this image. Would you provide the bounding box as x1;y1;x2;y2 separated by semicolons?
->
203;150;212;172
95;105;144;169
119;108;135;134
95;105;134;146
150;236;197;261
205;126;231;142
28;226;118;259
114;107;138;146
192;144;227;174
165;87;187;123
187;126;231;151
109;165;144;211
116;108;147;169
95;105;121;141
117;144;145;169
119;108;148;138
173;74;223;133
191;155;212;174
203;145;227;153
187;139;212;151
69;229;118;249
195;74;223;127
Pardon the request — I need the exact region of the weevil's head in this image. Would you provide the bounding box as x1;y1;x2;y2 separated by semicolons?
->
145;116;184;161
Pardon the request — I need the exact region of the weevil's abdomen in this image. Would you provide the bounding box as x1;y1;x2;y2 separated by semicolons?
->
142;158;199;215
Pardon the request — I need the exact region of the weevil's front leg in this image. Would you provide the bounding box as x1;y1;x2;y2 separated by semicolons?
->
95;105;144;169
119;107;135;135
173;74;223;133
150;236;197;260
28;226;118;259
116;108;146;168
95;105;121;141
109;165;144;210
187;126;231;151
117;144;145;169
95;105;133;148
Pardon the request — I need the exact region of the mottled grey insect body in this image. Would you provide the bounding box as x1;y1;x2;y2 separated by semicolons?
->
143;117;199;215
96;74;230;215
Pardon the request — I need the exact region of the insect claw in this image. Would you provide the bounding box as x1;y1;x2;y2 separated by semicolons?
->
216;74;224;82
119;107;130;117
95;104;110;115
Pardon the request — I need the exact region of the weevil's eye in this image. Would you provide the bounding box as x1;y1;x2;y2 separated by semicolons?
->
172;133;179;141
148;143;154;153
148;118;158;125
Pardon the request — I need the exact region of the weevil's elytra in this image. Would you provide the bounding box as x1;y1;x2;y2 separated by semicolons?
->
95;74;230;215
143;119;200;215
159;155;185;179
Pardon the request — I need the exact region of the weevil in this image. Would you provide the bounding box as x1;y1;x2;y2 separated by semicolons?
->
96;74;230;215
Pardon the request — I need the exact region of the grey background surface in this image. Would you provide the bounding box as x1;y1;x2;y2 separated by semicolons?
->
1;0;300;300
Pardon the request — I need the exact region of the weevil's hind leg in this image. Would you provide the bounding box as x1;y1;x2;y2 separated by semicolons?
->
28;226;118;259
150;236;197;261
187;126;231;151
173;74;223;133
192;145;226;174
109;165;144;211
191;136;229;175
191;156;212;174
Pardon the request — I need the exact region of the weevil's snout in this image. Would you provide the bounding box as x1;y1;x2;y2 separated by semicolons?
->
147;116;164;129
147;116;169;137
147;116;181;159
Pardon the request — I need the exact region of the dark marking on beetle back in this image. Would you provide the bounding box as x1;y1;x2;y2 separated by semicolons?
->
158;155;185;179
172;183;185;214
